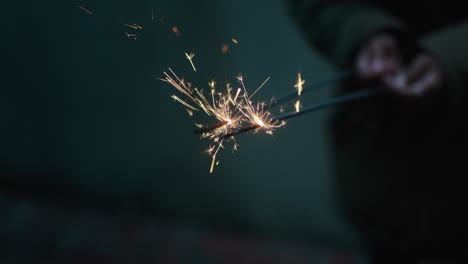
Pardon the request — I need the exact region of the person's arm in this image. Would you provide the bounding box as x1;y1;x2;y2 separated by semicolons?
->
287;0;409;67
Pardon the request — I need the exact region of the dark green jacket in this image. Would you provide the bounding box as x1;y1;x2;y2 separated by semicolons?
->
289;0;468;255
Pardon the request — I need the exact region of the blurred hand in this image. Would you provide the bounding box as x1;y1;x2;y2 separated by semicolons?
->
356;33;443;97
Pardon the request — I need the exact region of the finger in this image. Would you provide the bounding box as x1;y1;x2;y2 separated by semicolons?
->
388;68;441;97
359;50;399;79
384;54;440;96
369;36;400;75
406;55;433;85
407;68;442;97
356;48;373;79
383;71;408;93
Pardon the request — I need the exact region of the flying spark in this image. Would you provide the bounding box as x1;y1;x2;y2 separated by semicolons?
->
233;88;241;105
77;5;93;15
185;52;197;72
232;38;238;44
221;44;229;53
171;95;198;111
172;26;181;37
294;100;301;112
120;23;142;30
294;73;305;96
125;32;138;40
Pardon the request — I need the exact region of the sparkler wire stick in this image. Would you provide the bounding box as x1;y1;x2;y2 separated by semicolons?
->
264;70;354;108
194;70;353;134
221;88;384;139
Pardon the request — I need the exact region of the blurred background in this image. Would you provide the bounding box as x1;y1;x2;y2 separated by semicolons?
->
2;0;367;262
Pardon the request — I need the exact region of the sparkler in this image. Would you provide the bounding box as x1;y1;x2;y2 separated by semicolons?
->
161;61;378;173
194;70;353;134
221;88;383;139
160;68;283;172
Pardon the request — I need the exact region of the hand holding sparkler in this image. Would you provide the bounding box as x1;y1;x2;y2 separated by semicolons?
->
356;33;443;97
161;65;382;172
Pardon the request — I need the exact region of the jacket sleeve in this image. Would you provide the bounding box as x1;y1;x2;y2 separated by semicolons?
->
421;21;468;106
287;0;408;68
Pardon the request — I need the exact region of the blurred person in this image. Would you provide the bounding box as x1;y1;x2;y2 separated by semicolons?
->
288;0;468;262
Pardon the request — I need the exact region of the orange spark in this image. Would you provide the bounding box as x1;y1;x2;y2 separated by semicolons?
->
231;38;238;44
172;26;181;37
77;5;93;15
221;44;229;53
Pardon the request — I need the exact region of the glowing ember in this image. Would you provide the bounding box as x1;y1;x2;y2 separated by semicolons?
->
221;44;229;53
171;26;181;37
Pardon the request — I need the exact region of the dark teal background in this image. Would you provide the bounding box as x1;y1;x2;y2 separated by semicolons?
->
2;0;360;249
